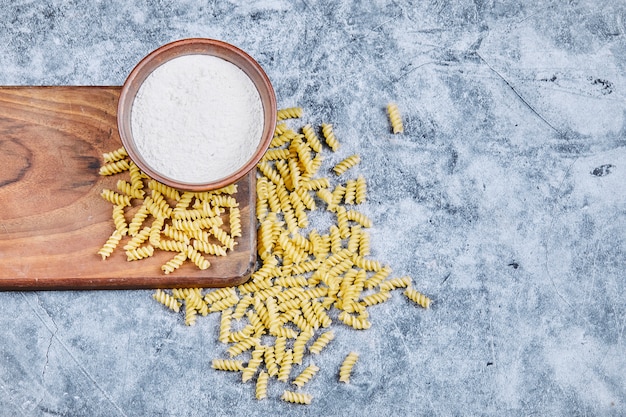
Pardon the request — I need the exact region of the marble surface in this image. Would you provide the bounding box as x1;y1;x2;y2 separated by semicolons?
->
1;0;625;415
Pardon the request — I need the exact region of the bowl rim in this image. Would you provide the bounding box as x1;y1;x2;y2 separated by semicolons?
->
117;38;276;192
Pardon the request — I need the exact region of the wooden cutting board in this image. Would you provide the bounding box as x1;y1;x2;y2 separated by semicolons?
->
0;86;256;290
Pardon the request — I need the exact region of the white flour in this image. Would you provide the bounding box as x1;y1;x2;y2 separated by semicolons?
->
131;54;263;184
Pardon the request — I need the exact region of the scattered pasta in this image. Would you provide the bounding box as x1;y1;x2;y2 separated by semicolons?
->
147;107;432;404
97;151;241;274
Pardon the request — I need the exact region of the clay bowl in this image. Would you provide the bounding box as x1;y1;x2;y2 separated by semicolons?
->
117;38;276;191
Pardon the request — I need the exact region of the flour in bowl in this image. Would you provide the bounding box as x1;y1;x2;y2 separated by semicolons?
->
131;54;264;184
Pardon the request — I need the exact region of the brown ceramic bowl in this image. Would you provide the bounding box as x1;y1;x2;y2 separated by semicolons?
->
117;38;276;191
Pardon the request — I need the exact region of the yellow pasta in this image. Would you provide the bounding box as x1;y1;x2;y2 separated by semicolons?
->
321;123;340;152
277;348;294;383
333;154;361;175
116;179;144;199
111;205;128;236
140;107;433;405
277;106;303;120
404;287;432;308
309;330;335;354
99;159;130;176
302;124;323;153
379;276;412;292
292;364;320;388
255;370;269;400
102;146;128;163
97;230;124;260
339;351;359;383
386;102;404;134
281;390;312;405
101;189;131;207
212;359;245;372
161;251;187;275
125;245;154;261
345;209;373;228
152;289;181;312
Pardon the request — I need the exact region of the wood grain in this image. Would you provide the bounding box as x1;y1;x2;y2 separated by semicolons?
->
0;87;256;290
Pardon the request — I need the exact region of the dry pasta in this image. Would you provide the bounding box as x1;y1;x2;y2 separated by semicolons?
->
97;147;242;274
281;390;312;405
292;364;319;388
404;287;432;308
333;154;361;175
145;108;432;404
277;107;303;120
339;351;359;383
386;102;404;134
256;370;269;400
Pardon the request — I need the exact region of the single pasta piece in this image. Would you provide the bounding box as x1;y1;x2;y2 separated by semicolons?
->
99;159;130;176
339;351;359;383
321;123;340;152
302;124;323;152
97;230;126;259
277;349;293;382
255;371;269;400
277;107;303;120
379;276;412;292
212;359;245;372
404;287;432;308
101;189;131;207
161;251;187;275
126;245;155;261
102;146;128;163
292;364;320;388
333;154;361;175
386;102;404;134
111;205;128;236
309;331;335;354
281;390;313;405
152;289;181;312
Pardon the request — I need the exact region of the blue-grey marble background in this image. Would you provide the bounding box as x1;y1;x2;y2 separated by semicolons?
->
1;1;625;416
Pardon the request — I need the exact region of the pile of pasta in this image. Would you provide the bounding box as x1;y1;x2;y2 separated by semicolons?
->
152;106;432;405
97;149;241;275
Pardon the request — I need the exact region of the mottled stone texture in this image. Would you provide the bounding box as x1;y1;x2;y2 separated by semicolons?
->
1;1;625;416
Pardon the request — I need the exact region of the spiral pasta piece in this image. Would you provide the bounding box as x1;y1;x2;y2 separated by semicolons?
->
125;245;154;261
277;349;293;382
355;175;367;204
302;124;323;153
227;337;260;358
404;287;432;308
116;179;144;199
387;102;404;134
339;351;359;383
309;330;335;354
184;301;198;326
277;106;303;120
148;179;181;201
293;364;320;388
321;123;340;152
161;251;187;275
99;159;130;176
101;189;131;207
97;230;123;260
333;154;361;175
379;276;412;292
102;146;128;163
212;359;245;372
152;289;181;312
281;390;312;405
255;370;269;400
